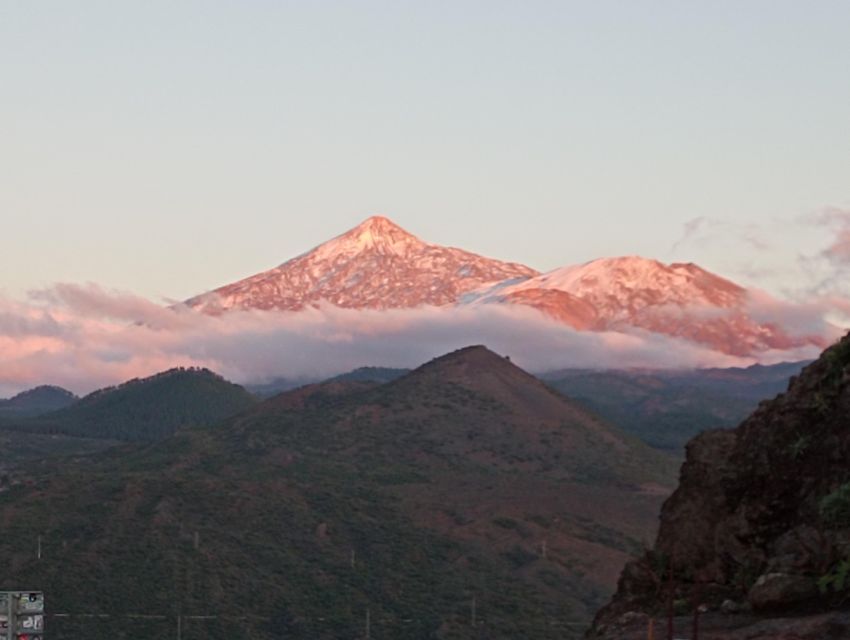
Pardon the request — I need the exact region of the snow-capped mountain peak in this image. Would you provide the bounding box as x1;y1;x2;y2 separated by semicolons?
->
521;256;746;319
472;255;822;356
184;219;827;357
186;216;539;313
310;215;427;261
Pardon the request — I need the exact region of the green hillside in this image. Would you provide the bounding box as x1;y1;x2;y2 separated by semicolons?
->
0;385;77;418
0;347;676;639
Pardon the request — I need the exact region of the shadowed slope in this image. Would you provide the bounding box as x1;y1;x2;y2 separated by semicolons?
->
588;333;850;639
0;385;77;417
0;346;675;639
2;368;257;441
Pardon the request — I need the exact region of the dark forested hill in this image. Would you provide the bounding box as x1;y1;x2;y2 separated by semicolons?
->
0;385;77;417
247;361;805;451
0;347;676;640
3;368;257;441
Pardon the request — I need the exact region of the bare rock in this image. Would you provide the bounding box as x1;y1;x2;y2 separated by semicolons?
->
720;599;742;614
747;573;817;610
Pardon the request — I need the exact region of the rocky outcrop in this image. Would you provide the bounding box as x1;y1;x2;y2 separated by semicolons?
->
588;332;850;638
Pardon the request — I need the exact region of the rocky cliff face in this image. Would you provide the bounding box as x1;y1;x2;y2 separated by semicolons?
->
588;332;850;639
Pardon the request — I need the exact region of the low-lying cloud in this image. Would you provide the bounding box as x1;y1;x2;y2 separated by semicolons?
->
0;283;830;398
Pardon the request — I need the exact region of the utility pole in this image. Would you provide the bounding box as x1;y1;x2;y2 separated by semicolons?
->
365;608;371;639
177;614;182;640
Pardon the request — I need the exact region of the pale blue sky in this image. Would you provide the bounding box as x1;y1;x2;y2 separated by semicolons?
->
2;1;849;300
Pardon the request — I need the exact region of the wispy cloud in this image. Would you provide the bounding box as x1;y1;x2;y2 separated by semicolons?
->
795;208;850;307
671;216;711;252
669;206;850;325
809;207;850;266
671;217;774;256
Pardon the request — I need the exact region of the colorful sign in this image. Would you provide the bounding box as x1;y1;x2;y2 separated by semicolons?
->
0;592;43;639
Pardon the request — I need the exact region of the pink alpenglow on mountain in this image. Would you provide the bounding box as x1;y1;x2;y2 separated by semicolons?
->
186;216;539;313
186;216;830;357
473;256;828;356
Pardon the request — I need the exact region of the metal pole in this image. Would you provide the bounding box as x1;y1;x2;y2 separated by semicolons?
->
177;614;182;640
692;581;702;640
365;608;371;639
666;569;674;640
37;536;42;560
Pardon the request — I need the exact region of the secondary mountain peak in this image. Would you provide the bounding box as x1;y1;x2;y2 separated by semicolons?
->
474;255;823;356
517;255;746;312
19;366;257;441
186;216;538;313
0;385;78;417
390;345;630;438
404;344;532;387
413;344;523;377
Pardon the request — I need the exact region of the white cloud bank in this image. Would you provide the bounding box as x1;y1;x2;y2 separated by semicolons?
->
0;283;831;397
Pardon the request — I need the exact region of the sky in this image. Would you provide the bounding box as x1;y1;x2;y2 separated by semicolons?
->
2;1;850;303
1;2;850;394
